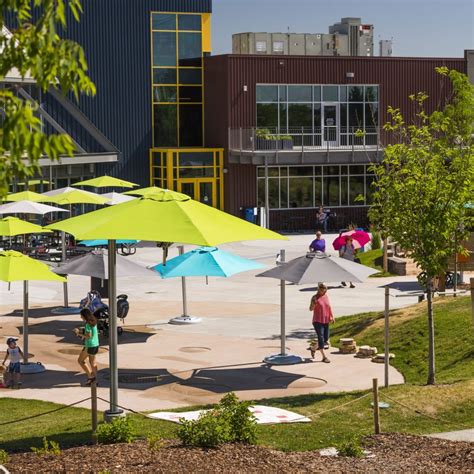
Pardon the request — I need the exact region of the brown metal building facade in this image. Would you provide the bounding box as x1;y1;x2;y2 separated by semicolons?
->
204;54;467;231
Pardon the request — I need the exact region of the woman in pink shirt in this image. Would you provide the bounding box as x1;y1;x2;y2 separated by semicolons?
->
309;283;334;363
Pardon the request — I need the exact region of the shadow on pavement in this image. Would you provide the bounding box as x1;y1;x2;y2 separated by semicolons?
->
4;305;81;319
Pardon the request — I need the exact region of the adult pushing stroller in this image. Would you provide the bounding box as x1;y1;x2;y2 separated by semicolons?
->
80;290;129;337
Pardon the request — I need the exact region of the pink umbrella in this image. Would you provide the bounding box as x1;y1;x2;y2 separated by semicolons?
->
332;230;370;251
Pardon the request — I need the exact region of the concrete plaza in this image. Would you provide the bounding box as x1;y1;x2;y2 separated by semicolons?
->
0;234;423;411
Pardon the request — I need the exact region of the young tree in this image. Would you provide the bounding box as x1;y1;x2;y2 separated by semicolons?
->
369;68;474;385
0;0;95;197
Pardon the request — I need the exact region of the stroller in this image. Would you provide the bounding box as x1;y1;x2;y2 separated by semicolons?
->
80;290;129;337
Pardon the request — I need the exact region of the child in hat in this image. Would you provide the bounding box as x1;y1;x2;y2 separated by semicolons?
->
2;338;25;389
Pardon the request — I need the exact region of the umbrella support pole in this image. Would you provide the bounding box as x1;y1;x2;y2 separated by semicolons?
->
21;281;45;374
168;246;202;325
263;249;304;366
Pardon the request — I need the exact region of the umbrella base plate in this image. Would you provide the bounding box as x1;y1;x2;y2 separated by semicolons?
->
52;306;81;315
21;362;46;374
263;354;305;365
168;316;202;325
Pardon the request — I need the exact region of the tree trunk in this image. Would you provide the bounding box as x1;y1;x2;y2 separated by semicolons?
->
426;277;436;385
383;236;388;273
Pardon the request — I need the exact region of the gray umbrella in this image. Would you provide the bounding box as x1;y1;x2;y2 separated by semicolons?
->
256;251;378;366
53;249;153;280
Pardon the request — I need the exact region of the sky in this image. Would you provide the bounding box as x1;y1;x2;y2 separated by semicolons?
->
211;0;474;58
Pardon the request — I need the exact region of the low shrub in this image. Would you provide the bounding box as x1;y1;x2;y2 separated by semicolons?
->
147;433;165;451
337;437;365;458
178;392;257;448
0;449;8;464
30;437;61;456
370;227;382;250
97;416;135;445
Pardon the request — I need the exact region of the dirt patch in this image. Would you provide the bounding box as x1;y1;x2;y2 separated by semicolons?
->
5;434;473;473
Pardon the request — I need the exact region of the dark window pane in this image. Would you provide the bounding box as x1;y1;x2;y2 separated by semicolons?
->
153;68;177;84
279;166;288;177
325;166;340;175
268;178;279;208
153;32;176;67
153;86;177;102
178;32;202;67
323;85;338;101
279;85;287;101
340;165;349;175
314;104;321;129
340;103;347;129
154;104;177;146
313;85;321;102
349;103;364;127
365;86;378;102
257;179;265;206
179;86;202;103
350;165;365;174
280;177;288;208
279;103;287;130
289;177;313;207
289;166;313;176
179;152;213;166
324;176;340;206
257;103;278;128
267;168;279;177
288;103;312;128
340;86;347;102
256;85;278;102
365;103;378;127
365;175;376;204
257;168;265;177
152;13;176;30
341;176;348;205
179;105;202;146
349;176;365;204
179;68;202;84
314;177;322;205
348;86;364;102
288;85;312;102
178;14;201;31
179;167;214;177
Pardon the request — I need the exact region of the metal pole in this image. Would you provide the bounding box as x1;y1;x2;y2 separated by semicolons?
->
372;378;380;434
470;278;474;333
23;281;29;365
61;231;69;307
106;239;120;419
264;157;270;229
453;233;458;297
179;246;188;317
280;249;286;356
384;286;390;388
91;382;98;444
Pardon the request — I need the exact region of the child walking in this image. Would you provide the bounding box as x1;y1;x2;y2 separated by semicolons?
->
74;308;100;386
2;338;24;389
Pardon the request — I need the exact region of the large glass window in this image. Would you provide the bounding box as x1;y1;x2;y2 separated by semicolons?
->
178;14;201;31
179;69;202;84
153;32;176;67
257;103;278;128
153;86;177;103
152;13;176;30
288;85;312;102
256;85;278;102
153;68;177;84
154;104;177;147
288;104;312;128
179;105;203;146
179;86;202;103
178;32;202;67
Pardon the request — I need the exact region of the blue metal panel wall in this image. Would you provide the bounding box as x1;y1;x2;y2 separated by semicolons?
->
47;0;212;185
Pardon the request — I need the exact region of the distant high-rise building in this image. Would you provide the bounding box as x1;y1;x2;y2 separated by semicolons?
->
232;17;374;57
379;39;393;57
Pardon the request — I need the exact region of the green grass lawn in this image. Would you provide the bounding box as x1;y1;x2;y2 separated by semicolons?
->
358;248;395;277
331;296;474;384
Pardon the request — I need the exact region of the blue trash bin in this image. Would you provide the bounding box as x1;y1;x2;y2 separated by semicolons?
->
244;207;255;224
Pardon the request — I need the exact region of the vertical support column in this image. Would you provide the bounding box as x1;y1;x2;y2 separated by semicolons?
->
23;281;29;365
179;246;188;318
280;249;286;356
264;156;270;229
372;378;380;434
61;231;68;308
384;286;390;388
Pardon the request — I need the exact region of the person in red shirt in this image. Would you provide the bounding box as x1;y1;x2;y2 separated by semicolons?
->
309;283;334;363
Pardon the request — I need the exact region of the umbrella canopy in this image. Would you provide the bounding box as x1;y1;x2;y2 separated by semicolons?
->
123;186;166;197
78;239;139;247
53;249;152;280
0;250;66;282
152;246;264;278
0;217;51;236
47;190;285;245
42;186;79;197
101;192;137;206
4;191;48;202
0;200;69;216
333;230;371;251
45;190;110;206
18;180;52;186
74;176;138;188
257;252;378;284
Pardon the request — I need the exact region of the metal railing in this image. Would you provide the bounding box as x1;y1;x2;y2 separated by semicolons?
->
229;126;381;153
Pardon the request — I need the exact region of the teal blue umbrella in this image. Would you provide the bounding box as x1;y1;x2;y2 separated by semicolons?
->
78;239;139;247
150;246;264;324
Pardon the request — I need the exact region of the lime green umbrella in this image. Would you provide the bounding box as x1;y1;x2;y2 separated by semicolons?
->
122;186;166;197
0;250;66;373
17;180;52;186
45;190;111;206
74;176;138;188
4;191;48;202
47;189;284;415
0;217;51;236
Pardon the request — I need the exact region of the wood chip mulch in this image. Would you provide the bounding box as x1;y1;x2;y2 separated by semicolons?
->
4;433;474;473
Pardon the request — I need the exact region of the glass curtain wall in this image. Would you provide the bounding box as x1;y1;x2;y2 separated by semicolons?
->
257;165;376;209
151;12;204;147
256;84;379;146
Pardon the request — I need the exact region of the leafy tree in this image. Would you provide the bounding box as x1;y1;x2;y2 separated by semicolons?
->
0;0;95;197
369;68;474;385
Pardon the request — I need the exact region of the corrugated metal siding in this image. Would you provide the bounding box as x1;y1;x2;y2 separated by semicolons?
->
34;0;212;185
204;54;467;216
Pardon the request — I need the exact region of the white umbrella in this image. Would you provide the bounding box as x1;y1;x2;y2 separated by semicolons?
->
0;200;68;215
42;186;98;197
101;192;137;206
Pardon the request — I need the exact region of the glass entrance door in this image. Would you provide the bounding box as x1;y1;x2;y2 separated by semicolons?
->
178;178;216;207
322;104;339;146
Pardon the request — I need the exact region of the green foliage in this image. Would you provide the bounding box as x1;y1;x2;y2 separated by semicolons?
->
97;417;135;445
255;128;293;141
0;0;96;197
177;392;257;448
30;436;61;456
0;449;8;464
147;433;165;451
370;227;382;250
337;437;365;457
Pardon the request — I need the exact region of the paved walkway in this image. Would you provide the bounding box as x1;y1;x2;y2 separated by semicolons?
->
427;429;474;442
